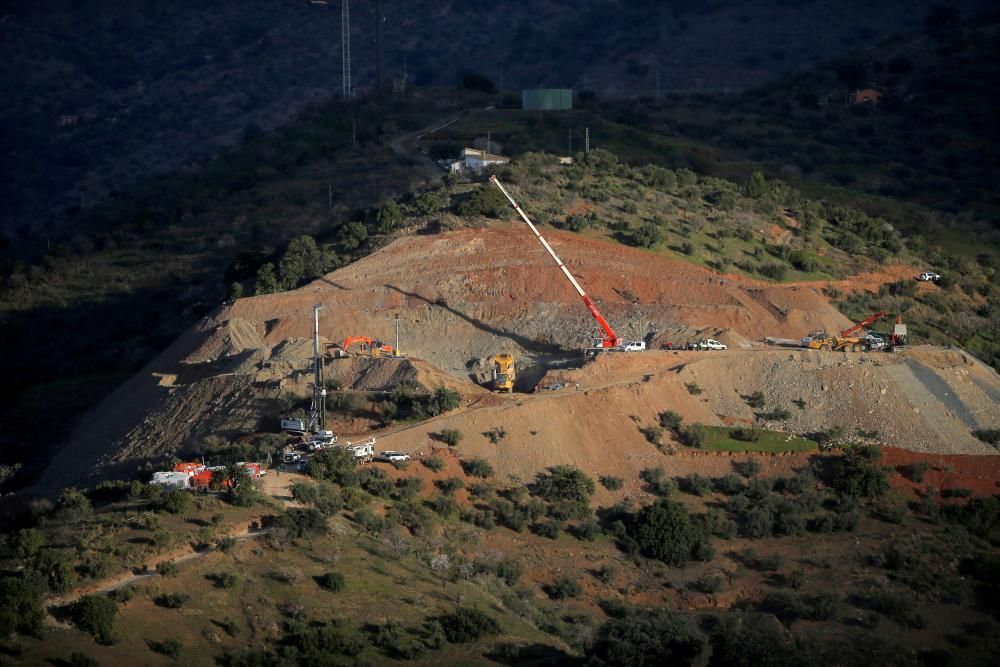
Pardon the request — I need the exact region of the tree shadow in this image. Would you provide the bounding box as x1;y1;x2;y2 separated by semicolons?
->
382;285;565;354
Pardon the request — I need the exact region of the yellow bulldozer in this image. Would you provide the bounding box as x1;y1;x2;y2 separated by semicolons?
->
802;332;865;352
492;354;516;392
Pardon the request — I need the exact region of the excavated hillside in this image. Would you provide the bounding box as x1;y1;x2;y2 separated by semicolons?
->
34;226;998;492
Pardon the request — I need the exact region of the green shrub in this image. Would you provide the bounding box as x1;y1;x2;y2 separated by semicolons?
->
209;571;239;589
359;467;394;497
156;489;191;514
483;426;507;444
547;575;581;600
764;407;792;420
713;474;745;495
460;458;494;479
532;520;560;539
681;474;712;496
685;383;703;396
899;462;929;483
861;590;926;629
155;593;190;609
0;575;45;638
640;425;664;446
680;423;707;448
307;447;359;486
439;429;463;446
588;607;705;665
732;427;761;442
156;560;178;577
148;638;182;659
68;653;100;667
600;475;624;491
437;607;501;643
70;595;118;644
434;477;465;495
759;263;788;280
572;520;601;541
531;465;595;505
658;411;683;431
631;222;663;248
393;477;423;501
375;199;403;233
422;456;445;472
744;391;766;408
631;499;712;566
274;508;329;539
596;564;617;585
429;493;459;518
317;572;347;592
972;429;1000;447
834;445;888;497
455;186;510;218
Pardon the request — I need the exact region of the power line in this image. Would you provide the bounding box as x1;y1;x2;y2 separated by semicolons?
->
342;0;351;99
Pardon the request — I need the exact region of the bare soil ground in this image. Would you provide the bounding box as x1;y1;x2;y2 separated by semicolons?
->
34;226;998;493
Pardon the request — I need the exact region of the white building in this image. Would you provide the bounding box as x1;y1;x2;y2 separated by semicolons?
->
447;147;510;173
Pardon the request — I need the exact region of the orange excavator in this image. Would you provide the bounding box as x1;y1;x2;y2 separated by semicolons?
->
342;335;396;357
490;175;625;353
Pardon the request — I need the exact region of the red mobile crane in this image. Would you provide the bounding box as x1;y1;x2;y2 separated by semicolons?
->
490;175;624;351
840;311;888;338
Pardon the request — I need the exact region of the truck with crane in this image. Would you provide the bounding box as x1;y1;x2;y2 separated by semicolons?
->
490;175;637;355
802;311;907;352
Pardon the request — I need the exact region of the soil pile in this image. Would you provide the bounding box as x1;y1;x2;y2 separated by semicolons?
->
32;227;996;492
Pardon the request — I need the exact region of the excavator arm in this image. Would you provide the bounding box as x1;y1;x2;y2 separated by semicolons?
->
490;175;621;348
840;311;887;338
343;335;374;351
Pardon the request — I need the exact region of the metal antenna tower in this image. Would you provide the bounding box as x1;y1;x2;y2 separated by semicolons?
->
341;0;351;99
374;0;384;95
308;304;327;431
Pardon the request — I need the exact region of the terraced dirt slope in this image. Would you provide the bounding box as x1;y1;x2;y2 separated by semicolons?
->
34;226;997;492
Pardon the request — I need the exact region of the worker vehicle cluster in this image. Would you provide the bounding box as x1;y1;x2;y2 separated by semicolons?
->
150;460;265;491
801;312;907;352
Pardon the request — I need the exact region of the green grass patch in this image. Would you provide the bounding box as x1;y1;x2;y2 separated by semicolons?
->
702;426;817;453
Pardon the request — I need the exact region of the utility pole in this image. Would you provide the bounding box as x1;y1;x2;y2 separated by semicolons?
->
568;128;572;156
341;0;351;100
328;182;333;221
394;313;400;354
585;127;590;154
498;67;504;107
310;304;327;431
374;0;384;95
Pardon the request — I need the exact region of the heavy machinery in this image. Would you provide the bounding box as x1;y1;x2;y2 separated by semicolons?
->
492;354;516;392
489;175;626;353
802;311;907;351
342;335;396;357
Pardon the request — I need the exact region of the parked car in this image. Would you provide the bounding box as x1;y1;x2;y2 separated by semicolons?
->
918;272;941;282
618;340;646;352
378;451;410;462
697;338;727;351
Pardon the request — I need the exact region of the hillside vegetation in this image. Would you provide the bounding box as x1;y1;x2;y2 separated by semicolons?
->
590;10;1000;225
2;446;999;665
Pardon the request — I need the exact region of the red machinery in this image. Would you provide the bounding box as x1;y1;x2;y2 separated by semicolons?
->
490;175;623;351
342;335;395;356
840;311;888;338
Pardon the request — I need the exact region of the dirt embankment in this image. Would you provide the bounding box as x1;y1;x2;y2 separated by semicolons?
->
33;227;996;493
